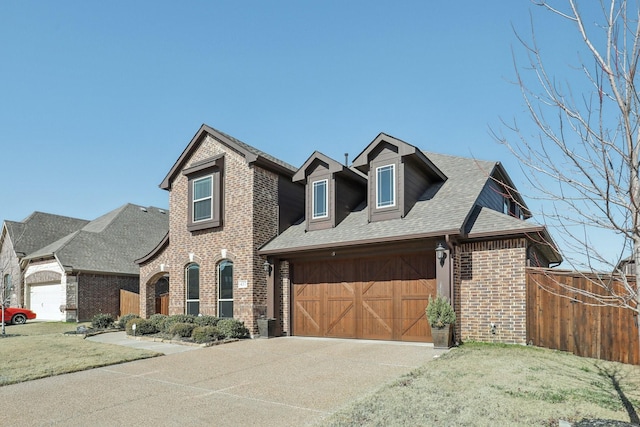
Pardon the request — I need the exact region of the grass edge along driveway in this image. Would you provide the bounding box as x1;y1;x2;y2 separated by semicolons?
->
0;322;159;386
322;342;640;427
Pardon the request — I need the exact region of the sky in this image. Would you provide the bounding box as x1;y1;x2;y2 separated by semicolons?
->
0;1;619;265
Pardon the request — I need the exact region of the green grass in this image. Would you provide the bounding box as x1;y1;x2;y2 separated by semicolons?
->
0;322;160;386
321;342;640;427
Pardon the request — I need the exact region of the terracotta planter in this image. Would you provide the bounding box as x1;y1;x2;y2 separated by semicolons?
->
430;324;453;349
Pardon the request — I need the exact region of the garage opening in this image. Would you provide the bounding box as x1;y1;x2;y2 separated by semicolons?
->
29;282;65;321
291;252;436;342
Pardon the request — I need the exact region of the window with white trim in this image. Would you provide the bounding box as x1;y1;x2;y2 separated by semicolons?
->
376;164;396;208
193;175;213;222
185;264;200;315
312;179;328;219
218;260;233;318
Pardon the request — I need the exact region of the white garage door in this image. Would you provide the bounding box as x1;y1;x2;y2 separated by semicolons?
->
29;283;66;321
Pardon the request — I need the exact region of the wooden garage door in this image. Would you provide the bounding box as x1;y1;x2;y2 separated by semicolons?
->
292;253;436;342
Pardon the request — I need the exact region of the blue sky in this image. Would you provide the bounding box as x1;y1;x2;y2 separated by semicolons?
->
0;2;606;261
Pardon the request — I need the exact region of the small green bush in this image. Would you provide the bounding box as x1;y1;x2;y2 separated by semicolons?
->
125;318;158;335
148;313;168;331
194;315;220;327
426;295;456;328
192;326;224;343
118;313;140;329
161;314;195;333
217;318;249;339
91;313;115;329
169;322;196;338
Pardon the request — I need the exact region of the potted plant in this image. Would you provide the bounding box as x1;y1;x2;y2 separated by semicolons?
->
426;295;456;348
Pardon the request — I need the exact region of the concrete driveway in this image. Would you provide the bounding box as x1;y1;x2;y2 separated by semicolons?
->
0;336;443;426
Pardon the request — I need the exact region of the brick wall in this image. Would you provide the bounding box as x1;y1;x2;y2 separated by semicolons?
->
455;238;528;344
149;134;282;335
0;234;22;307
77;274;139;321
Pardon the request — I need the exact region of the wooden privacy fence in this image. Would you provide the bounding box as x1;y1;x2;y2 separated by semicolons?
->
119;289;169;317
120;289;140;317
526;268;639;365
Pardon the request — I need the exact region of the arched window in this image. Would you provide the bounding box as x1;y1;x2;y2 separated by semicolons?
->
218;260;233;318
185;264;199;315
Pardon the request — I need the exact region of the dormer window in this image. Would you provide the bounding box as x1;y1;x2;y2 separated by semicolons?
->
376;164;396;208
312;179;328;219
293;151;367;232
193;176;213;222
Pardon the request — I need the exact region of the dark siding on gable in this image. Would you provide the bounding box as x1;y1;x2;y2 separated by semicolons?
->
278;176;304;233
477;179;505;213
403;158;431;215
335;175;366;226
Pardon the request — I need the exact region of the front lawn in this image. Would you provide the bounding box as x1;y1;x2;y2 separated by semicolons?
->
0;322;159;386
322;343;640;426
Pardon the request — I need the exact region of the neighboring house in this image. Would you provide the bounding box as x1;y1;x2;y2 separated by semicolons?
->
1;212;89;307
617;256;636;276
22;204;168;321
139;125;560;344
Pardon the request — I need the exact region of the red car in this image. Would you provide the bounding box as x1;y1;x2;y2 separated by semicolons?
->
1;306;37;325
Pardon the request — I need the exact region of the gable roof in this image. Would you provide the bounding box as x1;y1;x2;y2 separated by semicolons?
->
292;151;366;184
261;151;487;254
160;124;298;190
4;212;89;257
261;148;561;263
24;204;169;275
352;132;447;181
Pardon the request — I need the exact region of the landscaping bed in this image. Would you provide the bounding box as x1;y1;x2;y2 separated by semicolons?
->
91;312;250;345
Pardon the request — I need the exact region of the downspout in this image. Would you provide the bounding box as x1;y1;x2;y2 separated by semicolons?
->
445;235;454;303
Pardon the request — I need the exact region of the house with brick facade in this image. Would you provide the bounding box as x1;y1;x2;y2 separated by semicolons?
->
136;125;303;334
21;203;168;321
1;212;89;309
139;125;560;344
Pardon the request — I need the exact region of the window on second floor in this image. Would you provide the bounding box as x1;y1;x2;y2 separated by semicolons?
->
312;179;328;219
193;175;213;222
376;164;396;208
183;155;224;232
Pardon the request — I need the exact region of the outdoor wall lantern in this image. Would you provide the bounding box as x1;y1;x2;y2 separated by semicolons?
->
263;260;273;276
435;243;447;267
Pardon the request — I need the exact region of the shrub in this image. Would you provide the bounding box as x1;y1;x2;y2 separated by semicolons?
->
426;295;456;328
217;318;249;339
161;314;195;333
194;315;220;327
118;313;140;329
125;318;157;335
91;313;115;329
169;322;196;338
148;314;168;331
192;326;224;343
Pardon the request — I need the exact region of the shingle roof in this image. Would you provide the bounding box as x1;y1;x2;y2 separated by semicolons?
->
261;151;550;255
25;204;169;275
5;213;89;256
161;124;297;190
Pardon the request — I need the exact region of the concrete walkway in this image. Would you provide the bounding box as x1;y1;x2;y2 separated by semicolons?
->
0;336;444;426
86;331;202;355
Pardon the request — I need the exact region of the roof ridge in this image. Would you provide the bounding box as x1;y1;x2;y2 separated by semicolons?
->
81;204;130;233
